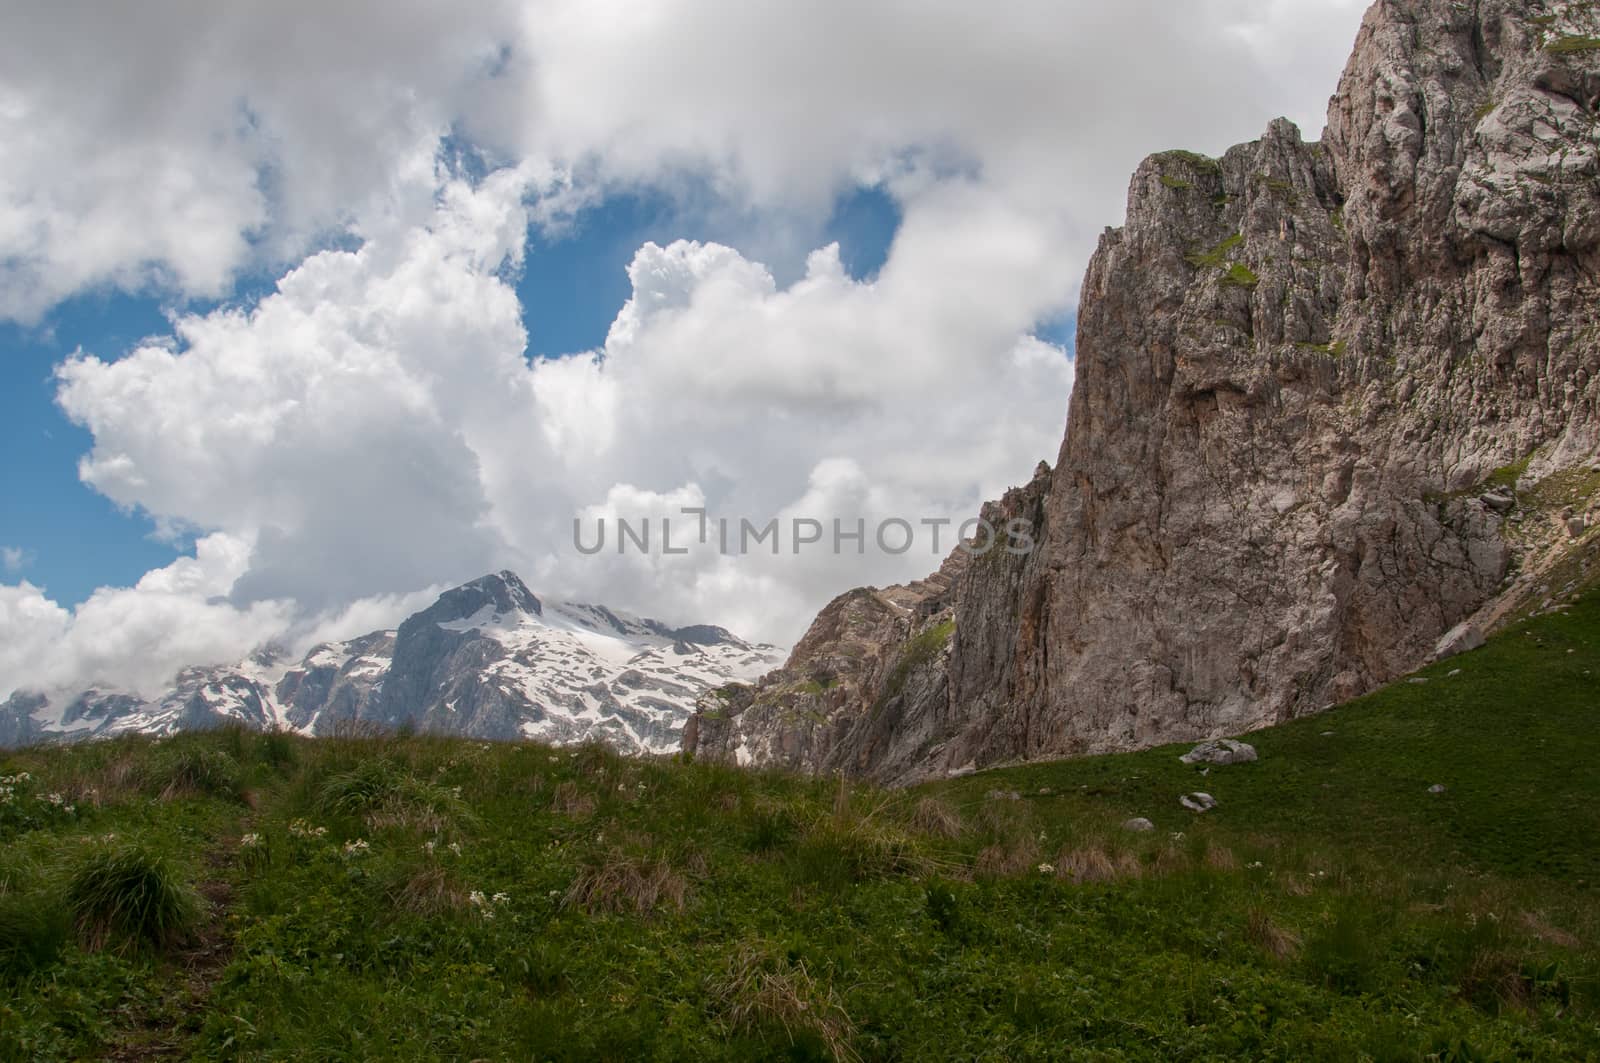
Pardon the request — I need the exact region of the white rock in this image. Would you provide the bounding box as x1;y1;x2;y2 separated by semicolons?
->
1179;738;1258;766
1122;817;1155;832
1179;792;1217;813
1428;784;1447;795
1434;621;1486;661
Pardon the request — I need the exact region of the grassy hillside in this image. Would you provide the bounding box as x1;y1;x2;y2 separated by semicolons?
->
3;598;1599;1060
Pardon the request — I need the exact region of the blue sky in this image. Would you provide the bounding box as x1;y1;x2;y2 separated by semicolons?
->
1;183;924;608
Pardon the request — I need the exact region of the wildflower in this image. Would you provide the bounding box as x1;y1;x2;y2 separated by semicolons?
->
1170;831;1186;841
240;833;262;847
424;840;437;855
343;839;370;856
1037;863;1055;875
468;890;488;908
448;841;463;857
492;892;510;904
1246;861;1264;870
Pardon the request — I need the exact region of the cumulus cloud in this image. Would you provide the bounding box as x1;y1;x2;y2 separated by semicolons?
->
2;0;1371;697
0;535;294;699
2;0;1367;321
33;172;1071;680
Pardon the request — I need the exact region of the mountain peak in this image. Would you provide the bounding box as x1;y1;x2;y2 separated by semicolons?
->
419;571;543;627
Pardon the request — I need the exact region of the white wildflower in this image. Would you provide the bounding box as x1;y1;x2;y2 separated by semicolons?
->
343;839;370;856
1037;863;1055;875
240;833;262;847
492;892;510;904
448;841;462;857
468;890;488;908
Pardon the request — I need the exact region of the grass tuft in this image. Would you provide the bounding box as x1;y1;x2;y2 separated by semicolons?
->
65;844;200;954
709;942;859;1062
563;849;688;916
908;796;965;840
141;747;244;802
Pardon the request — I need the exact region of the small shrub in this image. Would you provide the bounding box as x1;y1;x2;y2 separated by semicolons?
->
709;943;858;1062
66;844;200;953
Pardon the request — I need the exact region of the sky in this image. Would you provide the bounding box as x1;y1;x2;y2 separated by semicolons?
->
0;0;1372;700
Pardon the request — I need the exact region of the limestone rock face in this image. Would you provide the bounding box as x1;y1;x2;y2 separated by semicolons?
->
687;0;1600;783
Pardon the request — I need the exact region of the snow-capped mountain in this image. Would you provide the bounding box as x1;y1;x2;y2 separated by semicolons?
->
0;572;784;754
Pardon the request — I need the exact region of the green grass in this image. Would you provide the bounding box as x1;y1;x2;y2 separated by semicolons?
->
1545;35;1600;54
3;597;1600;1058
1221;262;1261;289
64;844;201;954
1185;232;1243;269
1155;149;1222;176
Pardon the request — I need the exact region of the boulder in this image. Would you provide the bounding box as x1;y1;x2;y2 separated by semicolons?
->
1179;738;1257;766
1122;817;1155;833
1481;490;1516;513
1180;792;1217;813
1433;622;1485;661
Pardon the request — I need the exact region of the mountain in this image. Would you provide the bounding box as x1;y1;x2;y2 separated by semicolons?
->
0;572;782;753
686;0;1600;783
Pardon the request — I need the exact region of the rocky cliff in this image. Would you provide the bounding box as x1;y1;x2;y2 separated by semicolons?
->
685;0;1600;783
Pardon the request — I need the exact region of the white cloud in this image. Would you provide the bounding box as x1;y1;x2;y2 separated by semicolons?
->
3;0;1372;697
0;548;29;575
0;535;294;699
1;0;1368;322
40;176;1071;660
